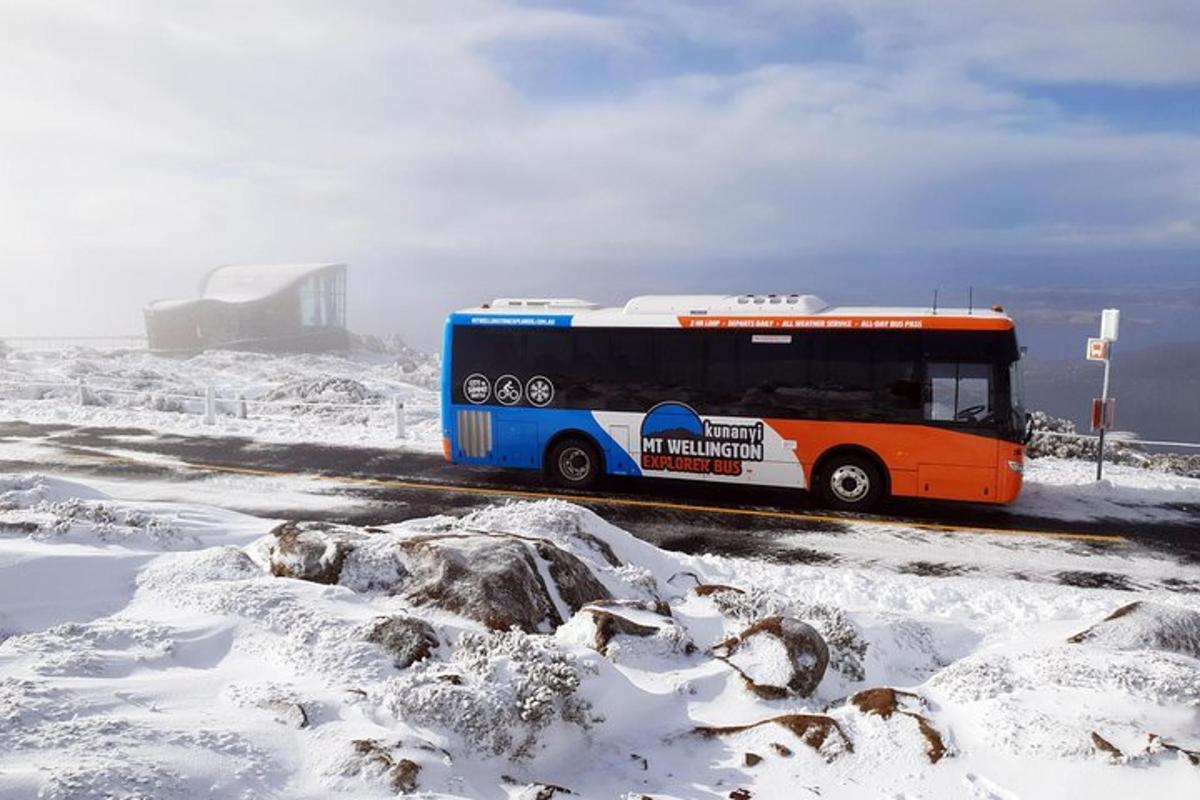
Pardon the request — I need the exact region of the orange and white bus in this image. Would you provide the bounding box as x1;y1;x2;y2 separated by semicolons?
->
441;294;1028;510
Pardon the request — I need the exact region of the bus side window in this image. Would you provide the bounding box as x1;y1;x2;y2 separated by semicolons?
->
703;332;739;406
654;330;706;406
736;332;812;419
565;329;608;405
926;363;994;423
609;330;656;408
820;332;874;420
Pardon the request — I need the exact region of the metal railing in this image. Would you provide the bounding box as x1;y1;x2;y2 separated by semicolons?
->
1;335;148;351
1034;430;1200;451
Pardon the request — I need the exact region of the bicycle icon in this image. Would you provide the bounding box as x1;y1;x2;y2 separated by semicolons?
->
495;374;523;406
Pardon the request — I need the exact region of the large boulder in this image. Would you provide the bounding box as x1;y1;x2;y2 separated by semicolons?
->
260;522;613;634
398;534;611;633
1068;602;1200;660
714;616;829;698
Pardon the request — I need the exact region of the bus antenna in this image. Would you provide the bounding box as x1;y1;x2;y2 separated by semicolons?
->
932;289;939;315
968;286;973;315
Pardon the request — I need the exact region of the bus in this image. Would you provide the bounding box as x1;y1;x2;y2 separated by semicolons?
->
440;294;1029;511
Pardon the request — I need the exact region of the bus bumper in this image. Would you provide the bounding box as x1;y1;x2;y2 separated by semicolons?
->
997;444;1025;503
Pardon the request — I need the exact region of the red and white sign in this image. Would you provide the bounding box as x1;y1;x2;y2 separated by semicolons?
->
1090;398;1116;431
1086;338;1109;361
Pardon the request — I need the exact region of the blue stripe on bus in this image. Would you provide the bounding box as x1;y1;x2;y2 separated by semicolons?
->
446;405;641;477
440;317;455;443
448;313;572;328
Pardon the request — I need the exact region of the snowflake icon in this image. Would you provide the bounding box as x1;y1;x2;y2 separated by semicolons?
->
525;375;555;407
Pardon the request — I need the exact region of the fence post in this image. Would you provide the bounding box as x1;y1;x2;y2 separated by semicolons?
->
394;395;406;439
237;392;247;420
204;385;216;425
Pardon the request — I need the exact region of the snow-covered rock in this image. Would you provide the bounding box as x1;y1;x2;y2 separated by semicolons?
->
1067;601;1200;660
699;584;867;683
397;533;611;633
715;616;830;698
364;615;440;669
557;601;694;662
263;520;369;584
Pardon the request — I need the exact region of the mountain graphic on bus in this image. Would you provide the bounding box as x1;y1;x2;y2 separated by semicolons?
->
641;402;705;439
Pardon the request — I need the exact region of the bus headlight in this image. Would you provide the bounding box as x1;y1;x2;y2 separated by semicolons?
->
1007;460;1024;474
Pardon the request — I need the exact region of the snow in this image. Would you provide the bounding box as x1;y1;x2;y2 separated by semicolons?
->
1015;456;1200;523
0;347;442;451
1;471;1198;798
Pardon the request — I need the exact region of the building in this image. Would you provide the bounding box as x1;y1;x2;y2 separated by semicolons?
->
144;263;348;353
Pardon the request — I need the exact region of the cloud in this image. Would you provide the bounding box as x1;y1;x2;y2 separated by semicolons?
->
0;0;1197;345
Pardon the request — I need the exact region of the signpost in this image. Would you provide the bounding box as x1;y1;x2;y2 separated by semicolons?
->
1088;309;1120;480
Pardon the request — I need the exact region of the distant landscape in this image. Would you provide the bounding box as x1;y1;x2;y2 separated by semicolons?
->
1025;340;1200;442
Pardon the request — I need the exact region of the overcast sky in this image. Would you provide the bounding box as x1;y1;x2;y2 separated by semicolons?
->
0;0;1197;353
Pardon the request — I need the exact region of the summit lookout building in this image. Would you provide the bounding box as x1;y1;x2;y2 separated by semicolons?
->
143;263;348;353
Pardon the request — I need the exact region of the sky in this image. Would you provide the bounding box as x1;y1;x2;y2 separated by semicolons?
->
0;0;1197;355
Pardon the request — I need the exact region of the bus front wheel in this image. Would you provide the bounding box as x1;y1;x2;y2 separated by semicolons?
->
818;454;884;512
548;437;601;489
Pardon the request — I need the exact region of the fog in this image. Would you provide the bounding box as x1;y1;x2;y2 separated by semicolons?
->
1;1;1197;355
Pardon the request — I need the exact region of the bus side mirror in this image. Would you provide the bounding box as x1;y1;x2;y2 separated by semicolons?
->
1023;411;1033;444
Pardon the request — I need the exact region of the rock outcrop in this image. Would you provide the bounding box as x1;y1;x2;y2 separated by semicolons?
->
261;523;612;634
398;534;611;633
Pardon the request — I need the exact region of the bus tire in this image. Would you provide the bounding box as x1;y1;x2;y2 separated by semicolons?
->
818;453;884;512
547;437;602;489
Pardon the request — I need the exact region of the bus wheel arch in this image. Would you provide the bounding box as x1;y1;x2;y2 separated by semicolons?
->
543;431;606;489
811;445;890;511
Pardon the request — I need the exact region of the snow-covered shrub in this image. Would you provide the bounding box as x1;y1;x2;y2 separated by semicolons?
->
0;478;188;548
264;377;381;407
1026;412;1097;460
382;628;597;758
1027;411;1200;478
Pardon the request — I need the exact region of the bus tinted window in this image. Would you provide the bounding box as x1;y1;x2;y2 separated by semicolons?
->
451;325;1006;425
735;333;815;419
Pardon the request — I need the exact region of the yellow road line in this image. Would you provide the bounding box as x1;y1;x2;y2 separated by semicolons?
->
75;446;1125;544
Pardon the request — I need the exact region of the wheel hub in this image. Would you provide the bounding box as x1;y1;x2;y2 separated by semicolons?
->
830;464;870;503
559;447;591;482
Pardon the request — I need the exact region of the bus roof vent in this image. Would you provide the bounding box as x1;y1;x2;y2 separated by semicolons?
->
489;298;602;310
623;294;829;316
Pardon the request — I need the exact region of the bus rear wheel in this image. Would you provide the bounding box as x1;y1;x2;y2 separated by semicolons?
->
548;437;601;489
818;454;884;512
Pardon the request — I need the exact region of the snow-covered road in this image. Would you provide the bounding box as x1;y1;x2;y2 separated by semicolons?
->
3;420;1198;594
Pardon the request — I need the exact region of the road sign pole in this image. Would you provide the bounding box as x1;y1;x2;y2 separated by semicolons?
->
1088;309;1120;482
1096;343;1112;481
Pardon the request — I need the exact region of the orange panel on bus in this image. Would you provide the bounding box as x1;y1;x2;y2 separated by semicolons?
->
765;418;1011;502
